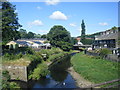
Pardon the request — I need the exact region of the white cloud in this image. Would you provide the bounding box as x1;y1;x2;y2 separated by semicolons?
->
28;20;43;26
49;11;68;20
45;0;60;5
37;6;42;10
99;22;108;26
70;23;76;27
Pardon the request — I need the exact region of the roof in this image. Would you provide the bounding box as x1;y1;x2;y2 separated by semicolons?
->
6;41;17;45
33;41;43;45
16;41;28;45
95;32;118;40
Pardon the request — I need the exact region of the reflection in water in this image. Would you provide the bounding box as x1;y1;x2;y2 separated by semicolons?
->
49;55;71;71
50;70;68;82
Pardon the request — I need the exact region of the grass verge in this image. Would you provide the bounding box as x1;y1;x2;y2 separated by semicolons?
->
71;52;119;84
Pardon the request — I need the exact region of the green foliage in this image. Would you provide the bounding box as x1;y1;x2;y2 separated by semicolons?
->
71;37;77;45
29;63;49;80
2;70;10;89
111;26;118;30
48;52;68;61
99;48;112;58
19;29;27;38
34;34;41;38
16;52;23;59
61;42;72;51
3;53;15;61
41;34;47;39
26;32;35;39
2;70;20;89
44;40;50;44
2;70;11;81
81;38;93;45
2;1;21;44
81;20;86;43
9;82;20;89
47;25;72;51
71;52;118;84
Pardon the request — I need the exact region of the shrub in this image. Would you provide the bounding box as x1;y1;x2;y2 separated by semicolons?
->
99;48;112;58
3;53;15;61
2;70;11;89
9;82;20;89
16;52;23;59
29;63;49;80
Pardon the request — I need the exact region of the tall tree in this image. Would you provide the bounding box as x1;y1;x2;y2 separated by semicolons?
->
26;32;34;39
81;20;86;44
2;1;21;44
47;25;72;51
19;29;27;38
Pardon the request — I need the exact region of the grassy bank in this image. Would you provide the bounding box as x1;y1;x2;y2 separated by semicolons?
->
28;48;70;80
71;52;119;84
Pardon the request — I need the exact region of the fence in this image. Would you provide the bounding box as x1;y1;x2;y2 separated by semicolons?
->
87;79;120;88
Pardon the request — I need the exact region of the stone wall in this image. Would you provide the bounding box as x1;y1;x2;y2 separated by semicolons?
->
2;65;28;82
85;51;119;62
105;54;119;62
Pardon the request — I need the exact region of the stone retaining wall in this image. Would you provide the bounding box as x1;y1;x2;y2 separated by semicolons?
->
2;65;28;82
85;51;119;62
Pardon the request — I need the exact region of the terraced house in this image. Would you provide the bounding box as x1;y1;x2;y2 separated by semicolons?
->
93;28;119;55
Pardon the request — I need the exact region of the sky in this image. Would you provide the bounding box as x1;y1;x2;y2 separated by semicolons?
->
11;1;118;37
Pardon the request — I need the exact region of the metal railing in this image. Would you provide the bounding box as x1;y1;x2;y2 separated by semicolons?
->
87;79;120;88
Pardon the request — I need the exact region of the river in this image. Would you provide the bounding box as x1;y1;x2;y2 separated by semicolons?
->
13;53;78;89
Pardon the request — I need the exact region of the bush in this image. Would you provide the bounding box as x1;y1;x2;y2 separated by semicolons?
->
3;53;15;61
99;48;112;58
9;82;20;89
2;70;11;89
48;52;68;61
26;47;35;54
29;63;49;80
16;52;23;59
61;42;72;51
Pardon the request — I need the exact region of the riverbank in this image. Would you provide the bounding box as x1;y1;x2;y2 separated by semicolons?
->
68;67;94;88
70;52;119;88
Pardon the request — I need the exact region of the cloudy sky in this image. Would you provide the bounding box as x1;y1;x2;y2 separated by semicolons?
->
11;1;118;37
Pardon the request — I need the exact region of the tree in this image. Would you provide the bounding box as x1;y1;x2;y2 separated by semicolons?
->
111;26;117;30
71;37;77;45
41;34;47;39
26;32;34;39
34;34;41;38
19;29;27;38
2;1;21;44
81;20;86;44
47;25;72;51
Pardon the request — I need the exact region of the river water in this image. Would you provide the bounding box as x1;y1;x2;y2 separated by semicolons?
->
14;53;78;89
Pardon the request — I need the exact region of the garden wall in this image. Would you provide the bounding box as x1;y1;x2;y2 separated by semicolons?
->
85;51;119;62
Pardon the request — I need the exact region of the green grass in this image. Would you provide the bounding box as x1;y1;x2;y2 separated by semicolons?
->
71;52;119;84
